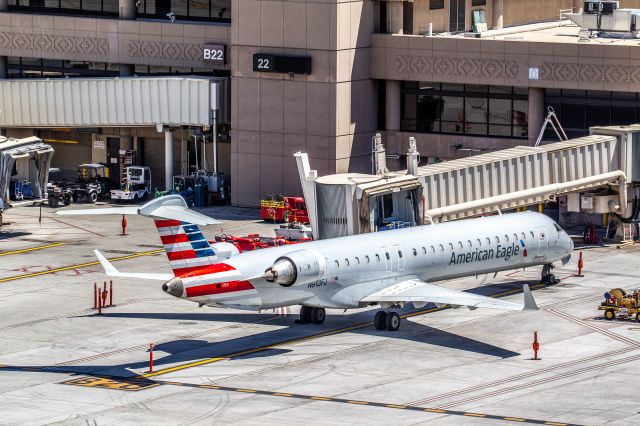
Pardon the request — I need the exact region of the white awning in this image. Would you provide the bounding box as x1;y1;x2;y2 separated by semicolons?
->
0;77;222;128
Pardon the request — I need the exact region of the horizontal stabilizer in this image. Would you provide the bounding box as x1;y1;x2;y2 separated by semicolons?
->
94;250;173;281
56;195;221;226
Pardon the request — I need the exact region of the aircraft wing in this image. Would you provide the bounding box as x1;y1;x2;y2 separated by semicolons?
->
361;279;537;311
94;250;174;281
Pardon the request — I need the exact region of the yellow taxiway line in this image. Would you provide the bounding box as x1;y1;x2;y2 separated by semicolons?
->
0;242;65;257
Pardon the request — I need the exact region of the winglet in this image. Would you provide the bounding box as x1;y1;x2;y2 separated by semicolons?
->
94;249;119;276
522;284;538;311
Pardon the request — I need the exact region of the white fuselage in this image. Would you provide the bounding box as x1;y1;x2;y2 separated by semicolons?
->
172;212;573;310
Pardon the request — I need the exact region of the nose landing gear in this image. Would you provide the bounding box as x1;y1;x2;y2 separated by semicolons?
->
374;311;400;331
541;263;557;285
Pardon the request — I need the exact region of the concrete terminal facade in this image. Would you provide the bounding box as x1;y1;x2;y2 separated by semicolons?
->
3;0;640;205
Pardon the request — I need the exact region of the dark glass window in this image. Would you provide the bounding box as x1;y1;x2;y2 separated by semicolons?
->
137;0;230;22
7;0;229;21
544;89;640;138
8;0;119;17
6;57;119;78
401;82;528;139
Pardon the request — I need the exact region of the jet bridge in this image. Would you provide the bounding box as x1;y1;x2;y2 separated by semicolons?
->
297;125;640;237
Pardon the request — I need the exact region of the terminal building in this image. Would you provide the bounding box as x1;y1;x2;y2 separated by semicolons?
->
2;0;640;206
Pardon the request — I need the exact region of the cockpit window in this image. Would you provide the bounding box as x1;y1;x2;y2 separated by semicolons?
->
554;223;562;232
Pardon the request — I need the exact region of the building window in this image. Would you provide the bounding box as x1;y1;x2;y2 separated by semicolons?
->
8;0;119;17
137;0;230;22
401;82;528;139
7;57;119;78
472;0;486;6
545;89;640;139
430;0;444;10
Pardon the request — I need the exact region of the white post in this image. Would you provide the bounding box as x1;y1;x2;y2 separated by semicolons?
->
164;130;173;190
212;110;218;174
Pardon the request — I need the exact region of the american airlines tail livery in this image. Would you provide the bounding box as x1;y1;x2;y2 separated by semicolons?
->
58;195;573;331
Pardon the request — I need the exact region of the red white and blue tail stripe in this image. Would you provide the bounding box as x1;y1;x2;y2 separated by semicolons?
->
155;219;219;276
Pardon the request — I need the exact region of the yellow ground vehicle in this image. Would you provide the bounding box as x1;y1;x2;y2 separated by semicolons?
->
599;288;640;321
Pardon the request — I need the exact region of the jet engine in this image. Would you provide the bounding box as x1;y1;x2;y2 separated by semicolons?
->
263;249;326;287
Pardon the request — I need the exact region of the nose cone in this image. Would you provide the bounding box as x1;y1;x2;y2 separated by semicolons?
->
163;277;184;298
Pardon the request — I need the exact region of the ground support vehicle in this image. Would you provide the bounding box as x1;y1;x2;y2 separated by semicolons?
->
111;166;151;202
71;164;111;203
260;194;309;223
46;169;73;207
599;288;640;321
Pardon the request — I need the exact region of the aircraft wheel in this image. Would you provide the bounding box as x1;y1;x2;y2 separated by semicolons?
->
311;307;326;324
299;306;312;324
374;311;387;330
604;309;616;321
386;312;401;331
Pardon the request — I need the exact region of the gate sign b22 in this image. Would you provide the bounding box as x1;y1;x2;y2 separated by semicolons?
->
203;44;225;63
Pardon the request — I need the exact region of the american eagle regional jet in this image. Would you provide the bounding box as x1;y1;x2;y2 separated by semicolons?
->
58;195;573;331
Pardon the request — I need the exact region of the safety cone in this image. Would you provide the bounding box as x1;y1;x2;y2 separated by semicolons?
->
532;331;540;360
121;214;127;236
577;251;584;277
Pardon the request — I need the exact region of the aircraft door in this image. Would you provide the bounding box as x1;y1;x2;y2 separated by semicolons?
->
381;247;392;272
394;245;405;272
535;226;548;258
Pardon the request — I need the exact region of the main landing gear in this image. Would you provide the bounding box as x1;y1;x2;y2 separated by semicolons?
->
373;311;401;331
297;306;326;324
541;263;557;285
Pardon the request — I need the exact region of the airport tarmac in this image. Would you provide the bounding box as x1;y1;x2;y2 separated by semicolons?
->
1;203;639;426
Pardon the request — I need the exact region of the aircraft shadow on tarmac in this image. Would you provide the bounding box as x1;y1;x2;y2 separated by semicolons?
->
1;281;530;379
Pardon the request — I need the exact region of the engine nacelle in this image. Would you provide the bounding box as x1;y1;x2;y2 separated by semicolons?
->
263;249;326;287
210;242;241;260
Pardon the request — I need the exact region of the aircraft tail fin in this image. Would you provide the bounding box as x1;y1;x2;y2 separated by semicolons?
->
522;284;538;311
57;195;223;276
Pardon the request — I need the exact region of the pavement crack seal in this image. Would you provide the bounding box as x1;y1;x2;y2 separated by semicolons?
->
0;249;164;283
56;375;581;426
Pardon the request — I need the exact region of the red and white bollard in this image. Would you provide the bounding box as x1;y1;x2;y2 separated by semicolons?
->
149;343;155;373
532;331;540;360
121;214;127;236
